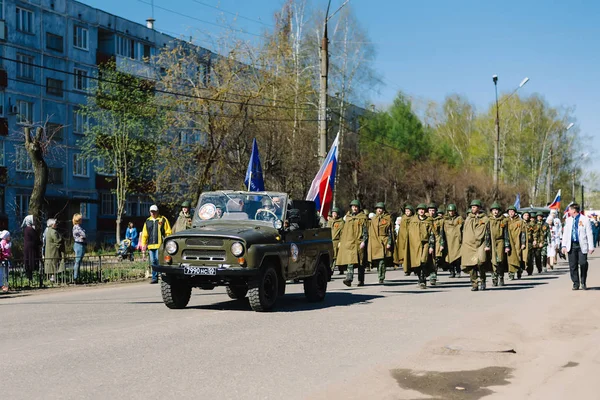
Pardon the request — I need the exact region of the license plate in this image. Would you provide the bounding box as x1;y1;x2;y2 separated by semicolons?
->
183;266;217;276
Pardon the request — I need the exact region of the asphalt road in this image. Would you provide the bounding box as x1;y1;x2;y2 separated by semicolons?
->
3;259;600;400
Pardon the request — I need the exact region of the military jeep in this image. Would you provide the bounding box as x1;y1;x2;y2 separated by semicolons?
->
153;191;333;312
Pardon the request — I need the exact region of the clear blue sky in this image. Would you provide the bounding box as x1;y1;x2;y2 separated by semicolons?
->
80;0;600;171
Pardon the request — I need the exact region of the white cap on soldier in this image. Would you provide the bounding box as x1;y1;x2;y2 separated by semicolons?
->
150;205;158;212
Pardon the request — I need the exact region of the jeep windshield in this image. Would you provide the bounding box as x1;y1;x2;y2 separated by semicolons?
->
193;191;288;226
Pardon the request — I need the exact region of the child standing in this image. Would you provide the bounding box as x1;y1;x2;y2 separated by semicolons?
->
0;230;12;292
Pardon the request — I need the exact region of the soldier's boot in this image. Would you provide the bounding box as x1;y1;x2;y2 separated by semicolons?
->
492;271;499;287
508;272;515;280
517;269;522;280
357;281;365;287
429;272;437;286
343;279;351;287
449;270;456;278
419;269;427;289
479;271;487;291
499;275;505;286
470;270;478;291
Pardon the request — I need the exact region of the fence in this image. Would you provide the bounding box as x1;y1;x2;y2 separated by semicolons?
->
4;254;150;290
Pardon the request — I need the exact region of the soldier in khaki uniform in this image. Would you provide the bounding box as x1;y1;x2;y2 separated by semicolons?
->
488;202;510;287
428;203;445;286
328;207;345;275
522;211;536;275
461;199;491;291
394;205;414;276
444;204;463;278
506;205;526;280
368;202;393;284
407;203;435;289
533;212;551;273
337;200;369;287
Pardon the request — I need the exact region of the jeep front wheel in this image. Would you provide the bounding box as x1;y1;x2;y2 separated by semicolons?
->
161;278;192;309
248;266;279;312
226;285;248;300
303;261;328;302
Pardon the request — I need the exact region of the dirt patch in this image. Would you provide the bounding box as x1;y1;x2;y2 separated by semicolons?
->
391;366;513;400
562;361;579;368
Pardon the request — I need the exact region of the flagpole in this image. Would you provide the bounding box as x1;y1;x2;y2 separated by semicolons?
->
248;172;252;191
319;178;331;216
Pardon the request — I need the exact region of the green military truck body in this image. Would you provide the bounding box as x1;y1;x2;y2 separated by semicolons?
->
153;191;333;312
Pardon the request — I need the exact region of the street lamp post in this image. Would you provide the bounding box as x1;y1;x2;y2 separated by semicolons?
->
491;75;529;199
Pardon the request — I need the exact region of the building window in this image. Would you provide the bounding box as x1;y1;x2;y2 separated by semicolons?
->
180;130;207;146
96;157;116;176
101;193;116;215
0;0;4;20
0;187;5;216
15;194;30;223
0;140;4;167
73;153;89;177
139;197;152;216
116;35;135;59
48;167;63;184
74;68;88;91
46;78;64;97
16;7;34;34
0;92;4;117
16;147;33;172
46;123;63;141
126;196;138;217
46;32;64;53
16;53;34;80
73;108;89;134
17;100;33;124
80;202;89;219
73;25;89;50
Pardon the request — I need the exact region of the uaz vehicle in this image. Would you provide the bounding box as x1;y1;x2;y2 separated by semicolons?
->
153;191;333;312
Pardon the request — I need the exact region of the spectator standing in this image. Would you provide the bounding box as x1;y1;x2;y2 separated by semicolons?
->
125;222;139;249
22;215;40;282
0;230;11;292
561;203;594;290
72;213;87;283
141;205;172;284
44;219;65;282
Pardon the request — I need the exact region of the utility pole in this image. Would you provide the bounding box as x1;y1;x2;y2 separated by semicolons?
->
572;171;576;202
582;185;585;210
546;147;552;204
318;1;332;164
492;75;500;199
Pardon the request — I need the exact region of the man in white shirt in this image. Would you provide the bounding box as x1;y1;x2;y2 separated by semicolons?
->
561;203;594;290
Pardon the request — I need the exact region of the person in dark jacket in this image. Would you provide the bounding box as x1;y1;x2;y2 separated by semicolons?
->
22;215;40;281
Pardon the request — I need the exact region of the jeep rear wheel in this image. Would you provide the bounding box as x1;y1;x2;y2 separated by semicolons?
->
226;285;248;300
161;278;192;309
303;261;328;302
248;266;279;312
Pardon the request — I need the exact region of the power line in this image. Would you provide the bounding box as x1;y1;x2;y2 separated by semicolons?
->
0;55;315;112
190;0;273;27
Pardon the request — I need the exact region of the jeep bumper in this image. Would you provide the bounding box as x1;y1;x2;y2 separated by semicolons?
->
152;265;257;277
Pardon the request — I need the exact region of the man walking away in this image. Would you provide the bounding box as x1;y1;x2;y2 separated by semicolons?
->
561;203;594;290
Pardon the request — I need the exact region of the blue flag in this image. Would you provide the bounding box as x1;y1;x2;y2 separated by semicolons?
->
244;138;264;192
514;193;521;209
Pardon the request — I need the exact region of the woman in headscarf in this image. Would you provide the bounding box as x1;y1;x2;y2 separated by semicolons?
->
44;218;64;282
22;215;40;282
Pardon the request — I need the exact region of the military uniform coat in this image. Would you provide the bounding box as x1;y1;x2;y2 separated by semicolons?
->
393;216;410;265
336;212;368;266
406;215;435;269
488;215;510;267
368;212;393;262
460;212;491;270
44;226;65;274
522;219;535;262
444;215;463;264
328;217;344;260
507;216;525;272
431;216;446;258
172;211;193;234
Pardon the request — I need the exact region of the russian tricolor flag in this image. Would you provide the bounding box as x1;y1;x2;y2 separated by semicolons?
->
306;132;339;217
548;189;561;210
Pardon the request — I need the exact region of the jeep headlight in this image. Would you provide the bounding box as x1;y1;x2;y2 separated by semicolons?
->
165;240;178;255
231;242;244;257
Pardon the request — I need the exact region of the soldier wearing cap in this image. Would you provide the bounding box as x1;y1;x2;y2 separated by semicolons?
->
444;204;463;278
172;200;193;233
521;211;535;275
533;212;551;273
368;202;393;284
407;203;435;289
338;200;369;287
427;202;445;286
488;202;510;286
461;200;491;291
394;205;414;276
506;205;526;280
328;206;345;275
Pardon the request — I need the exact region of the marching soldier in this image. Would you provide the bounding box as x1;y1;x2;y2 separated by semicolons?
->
444;204;463;278
506;206;525;280
368;202;393;284
428;203;446;286
407;203;435;289
488;202;510;287
337;200;369;287
533;212;551;273
394;205;414;276
328;207;345;275
461;200;491;291
522;211;536;275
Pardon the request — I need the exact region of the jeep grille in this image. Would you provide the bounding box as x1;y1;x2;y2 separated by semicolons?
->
182;250;227;261
186;238;224;247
